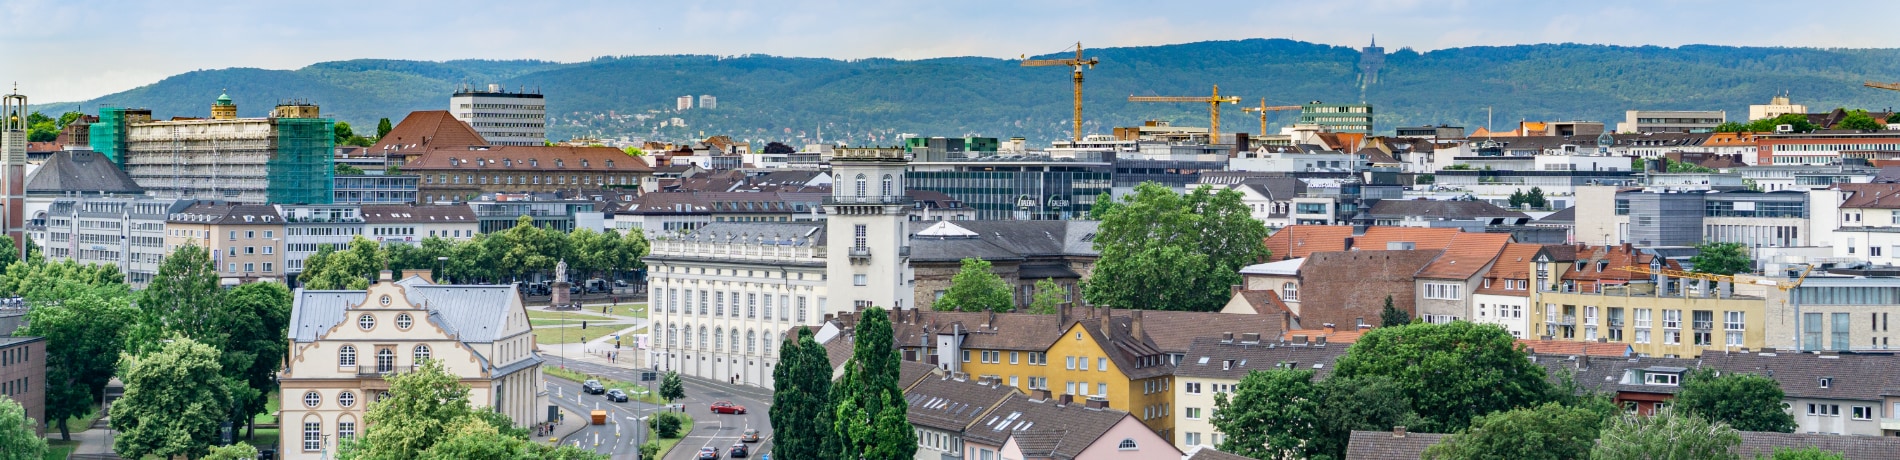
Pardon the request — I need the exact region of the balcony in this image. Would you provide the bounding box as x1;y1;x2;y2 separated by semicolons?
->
849;246;871;263
1883;418;1900;432
1693;321;1715;332
1546;315;1576;326
825;195;911;206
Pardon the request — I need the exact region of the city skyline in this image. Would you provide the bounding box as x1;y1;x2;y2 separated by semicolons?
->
6;0;1899;102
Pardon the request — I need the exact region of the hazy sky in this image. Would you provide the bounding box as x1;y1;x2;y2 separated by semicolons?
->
6;0;1897;102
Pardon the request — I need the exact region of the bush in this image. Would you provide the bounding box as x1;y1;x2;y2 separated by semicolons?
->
649;412;683;438
640;441;661;459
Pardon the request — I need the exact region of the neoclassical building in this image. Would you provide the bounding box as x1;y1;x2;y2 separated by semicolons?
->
279;274;546;459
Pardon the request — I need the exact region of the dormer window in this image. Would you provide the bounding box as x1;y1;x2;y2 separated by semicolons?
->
606;160;615;168
1644;372;1680;386
581;160;590;168
530;159;538;167
504;159;513;167
557;160;565;167
1597;261;1609;272
1820;377;1832;388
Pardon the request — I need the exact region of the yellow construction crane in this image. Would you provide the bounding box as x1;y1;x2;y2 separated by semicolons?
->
1022;42;1100;142
1128;85;1243;141
1241;98;1301;137
1866;81;1900;92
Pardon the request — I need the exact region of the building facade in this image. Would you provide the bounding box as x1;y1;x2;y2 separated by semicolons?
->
97;96;334;204
1299;101;1373;134
1617;110;1726;134
450;85;546;146
0;336;45;436
279;276;547;459
643;222;830;388
404;146;656;202
333;175;420;204
166;203;286;284
360;204;479;246
39;197;188;288
277;204;364;279
907;156;1112;221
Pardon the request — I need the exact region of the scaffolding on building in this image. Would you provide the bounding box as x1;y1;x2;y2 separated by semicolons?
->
269;117;335;204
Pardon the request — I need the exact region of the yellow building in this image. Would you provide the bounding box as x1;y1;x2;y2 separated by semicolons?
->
887;306;1286;442
1526;244;1770;358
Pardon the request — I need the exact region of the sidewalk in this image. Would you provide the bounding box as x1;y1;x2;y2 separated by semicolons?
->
49;426;115;457
545;406;590;445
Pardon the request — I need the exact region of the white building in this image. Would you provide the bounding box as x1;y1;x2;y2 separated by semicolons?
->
1470;243;1542;338
450;85;546;146
37;197;190;288
277;204;363;278
360;204;479;245
1171;337;1344;451
698;95;717;110
1616;110;1726;134
676;96;694;111
279;275;547;459
1749;94;1808;121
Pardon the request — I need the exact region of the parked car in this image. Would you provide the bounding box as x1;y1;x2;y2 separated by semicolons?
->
710;401;747;414
585;278;611;293
581;380;606;395
569;284;582;294
740;429;760;442
605;389;629;403
615;280;629;288
729;443;749;458
524;283;551;296
697;447;720;459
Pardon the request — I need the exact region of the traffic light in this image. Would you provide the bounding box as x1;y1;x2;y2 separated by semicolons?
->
615;341;622;349
581;321;587;329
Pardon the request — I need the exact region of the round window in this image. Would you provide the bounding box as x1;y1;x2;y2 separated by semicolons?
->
303;391;322;408
379;294;392;306
338;391;356;408
396;313;413;330
357;314;376;331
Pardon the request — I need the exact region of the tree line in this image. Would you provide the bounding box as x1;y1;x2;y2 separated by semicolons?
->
1210;321;1807;460
300;215;649;289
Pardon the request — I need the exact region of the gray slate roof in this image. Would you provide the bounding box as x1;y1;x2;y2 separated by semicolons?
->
288;284;520;343
1533;354;1704;396
1366;199;1529;220
25;150;143;195
1700;351;1900;401
907;220;1099;262
1346;430;1448;460
1175;336;1349;380
904;374;1019;432
681;222;826;246
963;392;1133;459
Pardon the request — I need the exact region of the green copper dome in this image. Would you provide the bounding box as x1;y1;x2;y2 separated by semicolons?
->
215;93;233;106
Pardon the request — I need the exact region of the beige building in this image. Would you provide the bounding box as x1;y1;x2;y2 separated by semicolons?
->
165;202;286;284
360;204;479;244
279;275;546;459
1749;94;1808;121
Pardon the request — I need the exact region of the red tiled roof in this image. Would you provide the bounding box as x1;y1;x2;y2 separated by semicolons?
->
1560;244;1679;290
1474;243;1545;296
370;110;489;153
1415;232;1513;280
1516;339;1631;357
1353;226;1461;251
1836;183;1900;209
1263;225;1354;260
403;145;654;172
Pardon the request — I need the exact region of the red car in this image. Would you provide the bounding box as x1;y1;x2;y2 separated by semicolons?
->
710;401;747;414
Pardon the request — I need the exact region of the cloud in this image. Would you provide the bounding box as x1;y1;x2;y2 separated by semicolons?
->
7;0;1899;102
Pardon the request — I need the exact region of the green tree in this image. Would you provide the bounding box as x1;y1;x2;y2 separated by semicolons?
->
1688;242;1753;276
1675;368;1796;433
649;412;684;438
376;117;394;139
1745;113;1818;133
133;243;225;354
567;227;610;279
1333;322;1550;432
219;281;294;439
771;328;836;460
0;237;19;271
618;227;651;274
204;444;260;460
337;163;367;175
418;417;530;460
1527;187;1548;208
659;371;685;403
832;307;914;460
937;258;1014;312
1311;375;1421;460
1837;110;1886;131
1086;183;1269;311
0;258;122;300
1509;189;1527;208
1422;402;1605;460
1714;121;1750;132
336;121;357;144
1757;447;1845;460
1591;408;1742;460
1025;278;1066;314
639;441;661;459
16;277;137;440
1212;369;1321;459
1888;112;1900;124
1379;295;1409;327
623;146;647;157
111;337;232;460
355;359;475;460
0;397;46;460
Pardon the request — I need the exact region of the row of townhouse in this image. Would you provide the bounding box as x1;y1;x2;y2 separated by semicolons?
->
893;361;1189;460
35;199;478;287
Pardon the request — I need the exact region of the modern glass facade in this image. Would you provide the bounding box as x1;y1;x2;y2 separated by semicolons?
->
906;168;1110;220
333;175;419;204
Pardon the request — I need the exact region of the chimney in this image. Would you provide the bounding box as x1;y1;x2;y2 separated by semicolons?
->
1084;396;1109;410
1322;323;1336;334
987;311;997;329
1059;303;1071;331
1392;426;1407;438
1222;332;1234;343
1316;335;1328;345
1131;309;1145;339
1241;333;1261;343
1231;284;1243;296
379;270;393;282
1292;334;1309;345
1029;389;1051;401
1057;394;1074;406
1100;306;1113;333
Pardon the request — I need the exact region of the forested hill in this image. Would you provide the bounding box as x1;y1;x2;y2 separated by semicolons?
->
40;39;1900;145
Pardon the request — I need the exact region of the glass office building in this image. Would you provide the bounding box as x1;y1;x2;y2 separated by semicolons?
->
907;158;1112;220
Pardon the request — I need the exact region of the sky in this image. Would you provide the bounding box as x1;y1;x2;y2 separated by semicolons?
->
5;0;1898;102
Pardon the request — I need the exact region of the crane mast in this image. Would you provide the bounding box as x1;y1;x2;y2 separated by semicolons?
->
1022;42;1099;142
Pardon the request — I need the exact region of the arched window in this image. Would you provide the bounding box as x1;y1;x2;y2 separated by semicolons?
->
337;414;357;440
1282;282;1299;301
746;330;757;354
855;174;867;197
882;174;894;197
1118;438;1138;450
715;329;725;351
413;345;432;363
339;345;357;366
376;348;395;373
667;325;678;347
302;416;323;451
698;326;708;349
683;327;694;349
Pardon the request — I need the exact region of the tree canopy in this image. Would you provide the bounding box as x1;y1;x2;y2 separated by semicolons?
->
1837;110;1887;131
1212;369;1322;459
0;397;45;460
1688;242;1753;276
1332;322;1551;432
1086;183;1269;311
832;307;914;460
1591;408;1742;460
14;272;138;440
771;328;838;460
1422;402;1606;460
1675;369;1796;433
111;337;233;460
1379;295;1409;327
1025;278;1066;314
936;258;1014;312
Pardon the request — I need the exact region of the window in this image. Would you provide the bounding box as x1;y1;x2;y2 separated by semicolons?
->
1097;357;1108;371
338;420;355;439
853;274;867;286
1662;309;1681;329
1645;373;1680;386
358;314;376;330
1098;382;1108;396
1185;432;1202;447
414;345;432;363
303;422;322;451
1186;407;1202;419
853;224;867;249
1852;406;1873;420
376;348;394;373
1186;382;1202;394
1724;311;1744;331
1010;352;1019;364
855;174;867;196
339;345;357;366
1282;282;1298;301
881;174;894;196
1118;438;1137;450
1066;356;1076;370
1806;404;1841;416
338;391;356;408
396;313;413;330
304;390;322;408
1424;282;1461;300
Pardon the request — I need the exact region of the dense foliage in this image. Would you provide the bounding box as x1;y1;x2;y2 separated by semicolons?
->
1591;408;1742;460
300;216;648;288
1332;322;1551;432
771;328;838;460
1422;402;1606;460
0;397;45;460
1087;183;1269;311
831;307;915;460
1689;242;1755;276
936;258;1015;312
43;41;1900;144
1675;369;1797;433
344;359;603;460
110;337;232;460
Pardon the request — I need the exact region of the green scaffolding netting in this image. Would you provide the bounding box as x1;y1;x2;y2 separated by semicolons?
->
269;117;335;204
91;107;128;166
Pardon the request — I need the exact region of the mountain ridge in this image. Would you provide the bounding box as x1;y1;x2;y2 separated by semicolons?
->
35;39;1900;144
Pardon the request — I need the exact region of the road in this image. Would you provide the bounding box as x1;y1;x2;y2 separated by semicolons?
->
547;376;663;459
553;360;775;460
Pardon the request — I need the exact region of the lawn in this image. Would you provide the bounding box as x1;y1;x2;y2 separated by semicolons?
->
239;428;280;450
253;391;279;425
44;439;75;460
526;310;614;322
545;367;667;405
651;412;693;458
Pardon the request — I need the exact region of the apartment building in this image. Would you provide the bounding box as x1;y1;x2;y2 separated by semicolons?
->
1617;110;1725;134
404;145;656;202
94;97;334;204
1764;276;1900;352
0;336;45;436
360;204;478;245
1756;131;1900;166
277;204;363;278
450;85;545;146
1702;351;1899;436
1470;243;1544;338
1413;232;1513;324
1528;244;1769;358
39;197;190;288
165;203;285;284
1171;336;1346;451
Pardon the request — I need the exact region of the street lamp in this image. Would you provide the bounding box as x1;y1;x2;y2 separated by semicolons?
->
435;256;449;283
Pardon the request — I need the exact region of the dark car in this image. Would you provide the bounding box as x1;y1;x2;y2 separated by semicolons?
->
697;447;720;459
710;400;746;414
740;428;760;442
729;443;749;458
581;379;606;395
524;283;551;296
570;284;582;294
605;389;629;403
